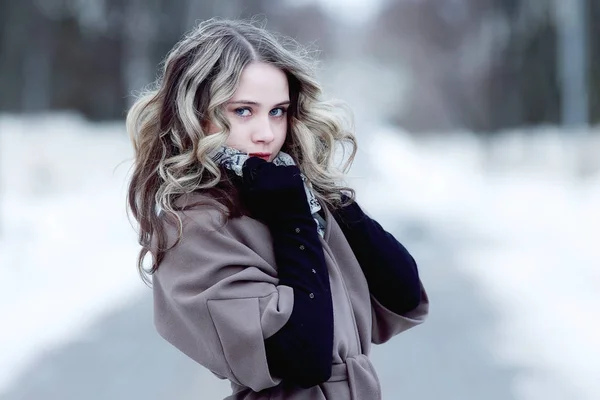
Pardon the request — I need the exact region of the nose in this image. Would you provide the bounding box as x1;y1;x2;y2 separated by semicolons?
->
252;116;275;144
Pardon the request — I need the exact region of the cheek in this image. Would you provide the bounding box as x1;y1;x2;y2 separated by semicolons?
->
205;120;244;149
224;123;249;148
276;120;288;140
224;131;241;147
274;123;288;150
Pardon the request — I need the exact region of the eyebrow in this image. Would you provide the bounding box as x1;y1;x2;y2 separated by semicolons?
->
227;100;291;107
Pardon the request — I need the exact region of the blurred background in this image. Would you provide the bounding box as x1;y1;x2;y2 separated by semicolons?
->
1;0;598;399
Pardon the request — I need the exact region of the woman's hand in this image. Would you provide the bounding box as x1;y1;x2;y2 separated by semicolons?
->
241;157;304;197
237;157;311;222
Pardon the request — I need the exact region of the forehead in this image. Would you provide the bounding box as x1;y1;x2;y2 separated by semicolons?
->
232;62;289;102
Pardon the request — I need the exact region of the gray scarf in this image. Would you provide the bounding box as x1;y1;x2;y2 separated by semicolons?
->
211;146;326;237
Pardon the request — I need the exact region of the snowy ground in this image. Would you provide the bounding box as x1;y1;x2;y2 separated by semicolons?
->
0;114;144;393
1;114;598;399
356;126;600;400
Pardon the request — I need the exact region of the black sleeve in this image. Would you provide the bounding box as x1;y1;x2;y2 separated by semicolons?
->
263;200;334;388
331;198;422;315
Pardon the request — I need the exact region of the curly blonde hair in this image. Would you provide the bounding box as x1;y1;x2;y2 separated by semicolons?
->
126;18;357;285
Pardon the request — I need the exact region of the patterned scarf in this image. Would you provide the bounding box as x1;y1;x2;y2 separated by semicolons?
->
211;146;326;237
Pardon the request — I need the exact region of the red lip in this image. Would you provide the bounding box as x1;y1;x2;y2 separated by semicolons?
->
249;153;271;161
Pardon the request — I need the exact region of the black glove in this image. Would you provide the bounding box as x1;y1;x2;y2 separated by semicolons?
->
331;197;387;252
331;196;422;314
236;157;312;223
330;196;367;230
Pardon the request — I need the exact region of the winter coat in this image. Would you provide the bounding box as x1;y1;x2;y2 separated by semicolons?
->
152;193;429;399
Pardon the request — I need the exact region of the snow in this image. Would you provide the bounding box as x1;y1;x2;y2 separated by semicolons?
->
1;113;599;399
0;114;143;393
355;126;600;400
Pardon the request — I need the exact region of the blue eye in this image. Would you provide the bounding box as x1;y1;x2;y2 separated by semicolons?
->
234;108;251;117
270;108;286;117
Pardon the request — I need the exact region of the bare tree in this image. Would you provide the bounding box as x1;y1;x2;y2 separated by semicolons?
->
0;0;344;120
554;0;589;126
22;3;54;112
122;0;158;106
366;0;567;132
0;0;31;112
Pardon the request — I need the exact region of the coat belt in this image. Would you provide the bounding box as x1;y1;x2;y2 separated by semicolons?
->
328;354;382;400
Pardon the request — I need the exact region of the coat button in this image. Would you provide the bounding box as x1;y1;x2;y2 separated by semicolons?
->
299;245;305;250
309;293;315;299
295;228;300;233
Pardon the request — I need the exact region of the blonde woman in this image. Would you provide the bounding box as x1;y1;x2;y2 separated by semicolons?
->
127;18;428;400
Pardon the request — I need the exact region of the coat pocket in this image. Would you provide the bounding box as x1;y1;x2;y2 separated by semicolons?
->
208;297;281;393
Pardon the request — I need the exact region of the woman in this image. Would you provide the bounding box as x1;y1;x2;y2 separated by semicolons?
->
126;18;428;400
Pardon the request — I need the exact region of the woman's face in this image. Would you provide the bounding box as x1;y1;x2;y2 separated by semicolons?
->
208;62;290;162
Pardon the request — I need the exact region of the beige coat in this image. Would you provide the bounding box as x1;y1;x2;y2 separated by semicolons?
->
152;194;429;399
